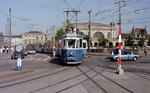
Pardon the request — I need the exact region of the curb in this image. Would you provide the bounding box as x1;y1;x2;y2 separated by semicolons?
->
0;58;10;61
0;69;34;79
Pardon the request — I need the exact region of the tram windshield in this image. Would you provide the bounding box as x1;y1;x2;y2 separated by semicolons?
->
68;39;75;48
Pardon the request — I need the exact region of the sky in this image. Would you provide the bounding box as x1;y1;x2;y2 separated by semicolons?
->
0;0;150;36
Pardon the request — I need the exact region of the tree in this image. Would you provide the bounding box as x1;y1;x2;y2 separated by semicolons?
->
55;28;65;40
65;24;74;33
126;35;134;46
98;36;109;46
121;33;130;39
84;35;89;42
147;37;150;46
138;38;145;47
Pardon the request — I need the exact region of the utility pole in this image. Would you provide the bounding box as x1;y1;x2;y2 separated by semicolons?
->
88;10;92;52
9;8;12;52
115;0;125;74
64;10;80;32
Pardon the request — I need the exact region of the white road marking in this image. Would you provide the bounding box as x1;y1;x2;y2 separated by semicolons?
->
43;57;51;61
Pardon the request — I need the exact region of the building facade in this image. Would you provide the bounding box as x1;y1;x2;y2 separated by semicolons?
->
0;32;4;47
22;31;51;47
11;35;23;47
70;22;117;47
131;26;149;40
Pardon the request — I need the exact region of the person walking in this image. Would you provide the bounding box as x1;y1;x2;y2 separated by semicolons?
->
144;46;148;56
0;48;2;53
2;47;5;53
6;47;9;53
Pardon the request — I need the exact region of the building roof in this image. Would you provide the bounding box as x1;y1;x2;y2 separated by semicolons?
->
72;22;110;27
71;22;115;30
28;31;42;33
134;28;148;36
11;35;22;38
23;31;43;35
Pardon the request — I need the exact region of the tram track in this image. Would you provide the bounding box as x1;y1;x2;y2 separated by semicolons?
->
0;66;73;89
1;56;149;93
79;58;134;93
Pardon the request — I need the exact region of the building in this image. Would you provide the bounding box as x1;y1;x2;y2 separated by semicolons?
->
0;32;4;47
11;35;23;47
22;31;51;47
63;22;117;47
131;26;149;40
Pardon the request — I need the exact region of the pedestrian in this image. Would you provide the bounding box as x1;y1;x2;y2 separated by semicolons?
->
144;46;148;56
103;47;107;53
2;47;5;53
6;47;9;53
0;48;2;53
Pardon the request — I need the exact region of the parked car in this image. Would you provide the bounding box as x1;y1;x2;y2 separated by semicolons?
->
107;51;141;61
11;51;25;60
27;49;36;54
23;50;28;56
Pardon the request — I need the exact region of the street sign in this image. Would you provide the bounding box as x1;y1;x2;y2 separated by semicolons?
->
73;27;77;32
16;45;23;52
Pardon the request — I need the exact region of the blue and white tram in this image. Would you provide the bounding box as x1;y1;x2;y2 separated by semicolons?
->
59;33;84;64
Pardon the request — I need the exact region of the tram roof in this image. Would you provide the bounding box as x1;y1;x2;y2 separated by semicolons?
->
62;33;83;39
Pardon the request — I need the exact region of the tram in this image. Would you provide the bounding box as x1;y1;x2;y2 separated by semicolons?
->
59;32;84;64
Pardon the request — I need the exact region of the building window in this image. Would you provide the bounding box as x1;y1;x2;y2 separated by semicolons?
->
36;37;38;40
94;42;97;47
41;37;43;41
93;32;104;38
107;32;111;38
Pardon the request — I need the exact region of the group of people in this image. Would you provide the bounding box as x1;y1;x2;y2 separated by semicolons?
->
0;47;9;53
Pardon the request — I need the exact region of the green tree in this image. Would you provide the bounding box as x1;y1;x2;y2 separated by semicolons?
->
65;24;74;33
84;35;89;42
147;37;150;46
138;38;145;47
98;36;109;46
121;33;130;39
126;35;134;46
55;28;65;40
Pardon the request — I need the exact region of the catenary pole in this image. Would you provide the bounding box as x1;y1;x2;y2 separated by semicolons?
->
88;10;92;52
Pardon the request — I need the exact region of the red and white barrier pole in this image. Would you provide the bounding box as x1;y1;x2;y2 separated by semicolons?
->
117;27;124;74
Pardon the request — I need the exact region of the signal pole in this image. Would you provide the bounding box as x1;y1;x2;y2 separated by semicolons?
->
88;10;92;52
115;0;125;74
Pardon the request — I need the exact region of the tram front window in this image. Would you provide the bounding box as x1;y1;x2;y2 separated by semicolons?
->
68;39;75;48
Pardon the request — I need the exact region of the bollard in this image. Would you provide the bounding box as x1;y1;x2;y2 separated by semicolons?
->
17;53;22;71
53;49;55;57
112;51;114;55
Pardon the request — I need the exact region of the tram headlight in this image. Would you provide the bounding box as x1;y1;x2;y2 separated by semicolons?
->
69;51;73;56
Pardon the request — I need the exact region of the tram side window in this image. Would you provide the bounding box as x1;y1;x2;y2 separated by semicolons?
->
68;39;75;48
80;39;82;48
83;43;86;48
64;40;66;46
76;40;79;48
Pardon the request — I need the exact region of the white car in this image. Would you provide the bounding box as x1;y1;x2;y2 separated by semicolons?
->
27;49;36;54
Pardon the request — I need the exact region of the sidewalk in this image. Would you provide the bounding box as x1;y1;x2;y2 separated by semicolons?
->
0;52;11;60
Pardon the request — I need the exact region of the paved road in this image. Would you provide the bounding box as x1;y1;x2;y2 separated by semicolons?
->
0;53;150;93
